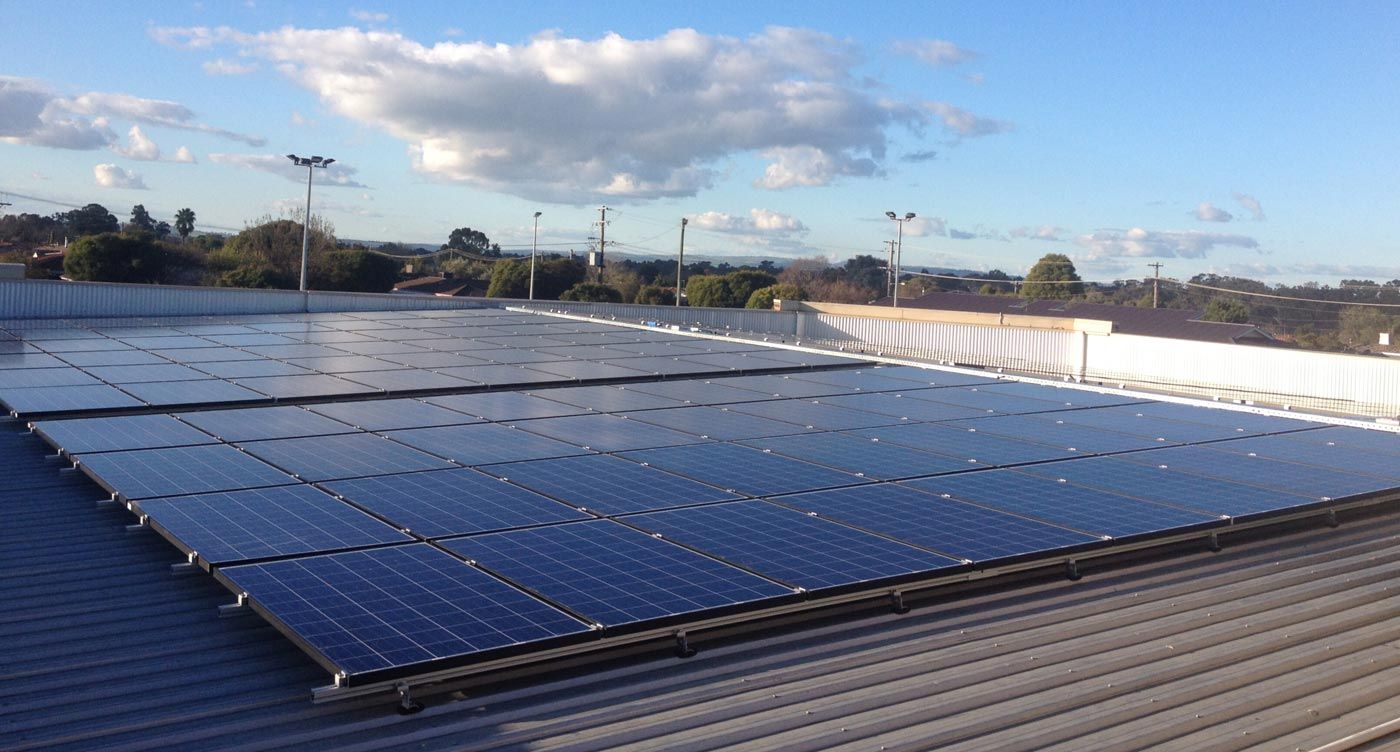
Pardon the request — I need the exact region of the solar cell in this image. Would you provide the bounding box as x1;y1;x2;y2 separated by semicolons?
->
1119;401;1311;434
484;454;741;514
32;414;218;454
718;398;907;430
134;484;411;566
0;384;146;416
0;353;70;370
532;384;684;412
776;483;1100;561
621;378;778;405
523;360;655;381
230;374;378;400
987;381;1146;408
424;391;589;421
617;442;869;496
440;520;792;628
82;363;212;383
282;355;407;373
624;500;962;590
1113;445;1398;500
324;468;589;537
149;347;263;363
176;405;358;441
306;398;482;431
620;406;815;440
1041;409;1262;443
0;367;102;389
738;432;973;480
117;379;268;408
385;423;593;466
74;444;297;500
513;413;707;452
238;433;455;481
117;336;216;350
55;350;171;367
816;392;990;422
712;374;854;398
217;544;592;677
432;364;565;386
191;359;312;379
339;369;479;392
1202;434;1400;482
901;470;1222;538
956;414;1176;453
1277;425;1400;457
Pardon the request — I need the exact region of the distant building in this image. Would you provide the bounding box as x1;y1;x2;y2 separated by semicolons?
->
391;273;488;297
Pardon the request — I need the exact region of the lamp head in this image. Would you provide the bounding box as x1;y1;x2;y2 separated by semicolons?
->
321;158;335;166
905;212;916;220
885;211;897;220
534;211;543;218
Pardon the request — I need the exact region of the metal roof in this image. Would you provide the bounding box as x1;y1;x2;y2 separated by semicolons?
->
6;409;1400;751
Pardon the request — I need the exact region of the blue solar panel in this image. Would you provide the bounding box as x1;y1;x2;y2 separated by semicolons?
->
1042;408;1264;443
516;360;656;381
718;398;907;430
620;406;815;440
623;500;962;590
304;398;481;431
432;364;567;386
217;544;592;678
134;484;411;566
844;365;999;388
0;367;101;389
598;356;731;376
1094;402;1309;435
192;360;313;378
899;387;1075;415
986;382;1146;408
674;352;796;372
1114;445;1398;500
0;353;69;370
117;379;269;408
282;355;407;373
424;392;589;421
621;378;777;405
738;432;973;480
532;385;684;413
385;423;594;465
231;374;379;400
321;341;434;357
728;349;865;368
33;414;218;454
150;347;263;363
82;363;211;383
56;350;171;367
1;384;146;416
323;468;589;537
847;423;1078;467
514;413;707;452
901;470;1222;538
776;483;1101;561
375;351;489;369
175;406;358;442
472;348;564;364
1278;426;1400;458
237;433;456;482
1200;435;1400;482
714;374;854;398
816;392;990;422
119;335;216;350
1014;456;1321;517
440;520;793;627
74;444;297;500
617;442;869;496
205;333;301;347
484;454;742;514
787;370;941;392
339;368;480;392
956;415;1177;453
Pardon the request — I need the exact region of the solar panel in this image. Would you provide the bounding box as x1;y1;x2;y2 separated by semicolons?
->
150;347;263;363
674;352;798;372
424;392;589;421
32;414;218;454
55;350;171;367
319;340;433;356
385;423;594;466
172;324;261;336
775;483;1101;561
117;379;269;408
712;374;855;398
230;374;379;400
816;392;990;422
1277;426;1400;458
1040;408;1263;443
242;343;351;359
1118;401;1312;434
523;360;655;381
238;433;456;482
204;333;301;347
532;385;685;413
787;369;949;393
191;359;312;379
74;444;297;500
175;405;358;441
484;454;741;514
846;423;1079;467
617;442;869;496
82;363;213;384
134;484;412;566
281;355;407;373
323;467;589;537
956;414;1176;454
374;352;489;369
901;470;1222;538
513;413;707;452
472;348;562;364
623;500;962;590
1113;445;1398;500
899;387;1075;415
828;365;999;388
0;353;68;370
0;384;146;416
718;398;907;430
216;544;592;678
290;331;379;344
305;398;482;431
595;356;731;376
339;369;480;392
440;520;793;628
987;382;1146;408
1201;434;1400;482
620;378;778;405
432;364;566;387
36;339;134;354
620;406;815;440
1014;456;1321;517
118;335;215;350
738;432;974;481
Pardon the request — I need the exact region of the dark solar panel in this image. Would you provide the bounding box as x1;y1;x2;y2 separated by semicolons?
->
118;379;269;408
776;483;1100;561
175;405;358;442
523;360;655;381
432;364;566;386
32;414;218;454
0;384;146;416
55;350;171;367
617;442;869;496
788;369;949;393
484;454;741;514
0;353;69;370
624;500;962;590
731;349;866;368
1114;445;1398;500
339;369;479;393
621;378;778;405
323;468;589;537
217;544;592;677
899;387;1074;415
738;432;973;480
674;352;797;372
532;384;685;412
596;356;731;376
1120;401;1312;434
513;413;706;452
956;414;1176;453
713;374;854;398
826;365;998;388
319;340;433;356
847;423;1078;467
424;392;589;421
230;374;379;400
135;484;411;566
241;343;350;359
0;367;102;389
191;359;312;379
82;363;213;383
718;398;907;430
385;423;593;466
374;352;489;369
74;444;297;500
620;405;814;440
816;392;990;422
150;347;263;363
901;470;1221;538
472;348;563;364
986;381;1146;408
1277;425;1400;458
119;335;216;350
441;520;792;627
238;433;456;482
1203;435;1400;482
172;324;260;336
305;398;482;431
205;333;301;347
1042;409;1261;443
282;355;407;373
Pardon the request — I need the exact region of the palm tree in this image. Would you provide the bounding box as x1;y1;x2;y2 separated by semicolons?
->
174;208;196;243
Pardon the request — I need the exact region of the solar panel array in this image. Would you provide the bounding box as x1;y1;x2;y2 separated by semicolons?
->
20;308;1400;688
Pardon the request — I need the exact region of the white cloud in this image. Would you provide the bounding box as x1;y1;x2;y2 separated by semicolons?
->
923;101;1013;138
65;91;265;146
93;163;147;189
173;146;197;163
202;58;258;75
1233;192;1265;220
900;216;945;237
892;39;978;67
115;125;161;160
1193;201;1233;222
350;9;389;23
1075;227;1259;259
290;111;315;127
1010;225;1069;241
209;152;370;188
151;25;923;202
687;208;807;235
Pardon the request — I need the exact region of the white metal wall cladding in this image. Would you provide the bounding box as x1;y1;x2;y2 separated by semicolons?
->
802;314;1081;373
523;301;800;335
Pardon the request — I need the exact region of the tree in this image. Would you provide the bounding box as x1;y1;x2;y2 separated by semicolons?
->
444;227;501;257
174;208;196;241
724;270;778;307
210;215;336;285
601;263;643;304
312;250;401;292
1201;299;1250;324
0;212;64;244
64;232;166;283
1021;253;1083;300
214;264;296;289
746;283;806;309
130;204;155;232
685;275;734;308
1337;307;1399;350
56;203;119;238
559;282;623;302
634;284;676;305
487;257;584;299
843;254;886;294
154;221;172;239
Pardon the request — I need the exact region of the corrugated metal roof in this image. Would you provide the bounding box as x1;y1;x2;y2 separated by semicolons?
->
5;413;1400;751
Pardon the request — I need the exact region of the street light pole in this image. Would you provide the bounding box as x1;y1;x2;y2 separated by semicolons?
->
529;211;542;300
676;217;688;307
286;154;335;291
885;211;916;307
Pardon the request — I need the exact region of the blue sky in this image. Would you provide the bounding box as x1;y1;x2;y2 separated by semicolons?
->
3;1;1398;284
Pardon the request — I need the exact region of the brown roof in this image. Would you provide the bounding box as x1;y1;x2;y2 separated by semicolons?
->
392;276;487;297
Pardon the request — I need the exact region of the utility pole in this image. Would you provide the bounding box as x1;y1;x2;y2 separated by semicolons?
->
885;211;915;307
676;217;688;306
592;205;609;282
884;240;897;298
1147;263;1163;308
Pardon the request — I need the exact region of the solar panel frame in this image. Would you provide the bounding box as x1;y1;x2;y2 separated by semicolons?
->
237;433;457;482
717;398;909;430
738;432;976;481
0;383;147;416
620;406;817;440
32;413;220;455
512;413;709;452
117;379;270;408
74;443;299;500
424;391;590;421
617;442;871;497
385;423;595;466
305;398;483;431
175;405;360;442
483;453;743;514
